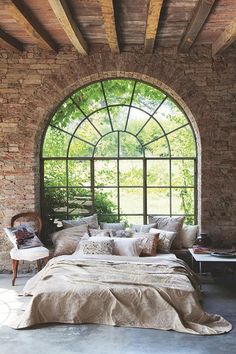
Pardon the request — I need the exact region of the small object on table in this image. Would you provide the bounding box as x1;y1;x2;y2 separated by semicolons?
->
195;233;211;247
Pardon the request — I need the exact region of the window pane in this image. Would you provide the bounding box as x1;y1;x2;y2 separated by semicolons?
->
89;109;112;135
68;188;93;217
132;82;166;115
145;137;170;157
121;215;144;225
98;214;119;223
147;160;170;186
184;215;195;225
95;188;118;214
154;98;188;133
75;120;100;144
103;79;134;105
171;160;195;187
119;132;143;157
147;188;170;214
68;160;91;186
120;188;143;214
168;125;196;157
119;160;143;186
44;160;66;186
72;82;105;115
172;188;194;214
109;106;129;131
69;138;94;157
126;107;150;135
94;160;117;186
50;99;84;134
137;118;163;145
95;133;118;157
44;187;67;220
43;126;71;157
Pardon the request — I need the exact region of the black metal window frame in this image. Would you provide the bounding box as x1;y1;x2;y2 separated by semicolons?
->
41;78;198;226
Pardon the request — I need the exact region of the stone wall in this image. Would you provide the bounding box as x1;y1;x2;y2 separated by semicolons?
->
0;45;236;271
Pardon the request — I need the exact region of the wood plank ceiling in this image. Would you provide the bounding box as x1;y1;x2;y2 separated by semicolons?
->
0;0;235;57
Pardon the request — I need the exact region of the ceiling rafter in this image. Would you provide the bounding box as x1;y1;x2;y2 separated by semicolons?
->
144;0;164;54
8;0;58;51
48;0;88;55
99;0;119;54
212;21;236;58
178;0;216;52
0;28;24;51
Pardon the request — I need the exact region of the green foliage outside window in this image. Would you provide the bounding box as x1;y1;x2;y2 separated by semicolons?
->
42;79;197;232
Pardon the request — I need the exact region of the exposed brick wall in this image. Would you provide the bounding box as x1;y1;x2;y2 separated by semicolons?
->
0;45;236;271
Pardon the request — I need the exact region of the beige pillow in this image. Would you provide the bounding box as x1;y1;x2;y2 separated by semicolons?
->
149;228;176;253
100;222;125;231
51;224;88;256
62;214;99;229
76;237;114;255
133;232;160;257
180;225;199;248
148;216;185;249
131;223;156;233
112;237;143;257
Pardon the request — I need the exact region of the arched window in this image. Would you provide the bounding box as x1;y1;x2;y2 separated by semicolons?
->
42;79;197;232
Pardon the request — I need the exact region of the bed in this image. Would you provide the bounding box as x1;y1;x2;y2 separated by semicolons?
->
11;253;232;335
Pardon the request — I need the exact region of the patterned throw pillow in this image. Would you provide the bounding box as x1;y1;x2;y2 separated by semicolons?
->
149;228;176;253
77;237;114;255
4;225;43;249
62;214;99;229
133;232;160;257
148;216;185;249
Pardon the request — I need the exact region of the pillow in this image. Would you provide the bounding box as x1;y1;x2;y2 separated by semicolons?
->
111;229;133;238
131;223;156;233
51;224;88;256
112;237;143;257
133;232;160;257
76;237;114;255
149;228;176;253
148;216;185;249
85;229;112;238
100;222;125;231
4;225;43;249
180;225;199;248
62;214;99;229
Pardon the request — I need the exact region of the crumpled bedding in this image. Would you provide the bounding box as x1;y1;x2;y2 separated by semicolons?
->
11;254;232;335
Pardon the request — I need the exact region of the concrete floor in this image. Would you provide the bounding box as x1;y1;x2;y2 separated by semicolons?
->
0;273;236;354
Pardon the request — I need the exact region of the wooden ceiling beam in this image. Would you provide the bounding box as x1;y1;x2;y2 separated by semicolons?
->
0;28;24;51
144;0;164;54
8;0;58;51
179;0;216;52
212;21;236;58
99;0;119;54
48;0;88;55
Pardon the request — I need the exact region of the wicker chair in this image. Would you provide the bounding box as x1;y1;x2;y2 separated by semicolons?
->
9;212;49;286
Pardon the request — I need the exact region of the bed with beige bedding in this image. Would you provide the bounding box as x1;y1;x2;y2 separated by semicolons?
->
11;254;232;335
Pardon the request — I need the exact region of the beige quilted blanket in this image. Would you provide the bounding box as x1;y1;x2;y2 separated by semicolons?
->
12;255;232;335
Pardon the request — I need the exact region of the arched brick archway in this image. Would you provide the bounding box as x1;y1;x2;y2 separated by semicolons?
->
19;53;206;229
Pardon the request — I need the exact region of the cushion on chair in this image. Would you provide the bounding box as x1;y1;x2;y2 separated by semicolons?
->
10;246;49;261
4;225;43;249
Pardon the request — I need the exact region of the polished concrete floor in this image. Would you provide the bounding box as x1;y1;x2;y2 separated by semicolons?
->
0;273;235;354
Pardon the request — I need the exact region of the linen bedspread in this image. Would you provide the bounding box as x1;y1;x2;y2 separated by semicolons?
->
11;255;232;335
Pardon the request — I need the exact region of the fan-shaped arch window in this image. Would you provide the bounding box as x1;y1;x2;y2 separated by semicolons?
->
42;79;197;232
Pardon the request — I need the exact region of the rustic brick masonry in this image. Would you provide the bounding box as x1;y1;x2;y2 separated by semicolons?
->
0;44;236;271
